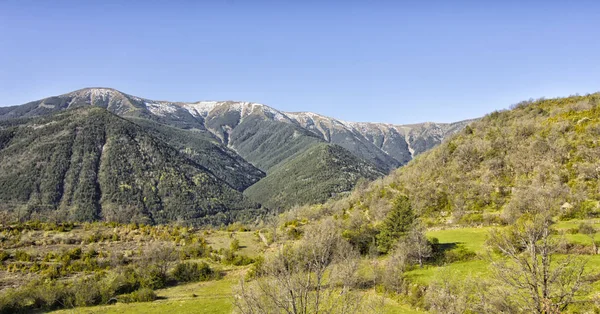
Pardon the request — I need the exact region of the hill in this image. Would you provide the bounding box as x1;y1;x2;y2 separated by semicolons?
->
0;107;262;225
244;143;383;209
344;93;600;224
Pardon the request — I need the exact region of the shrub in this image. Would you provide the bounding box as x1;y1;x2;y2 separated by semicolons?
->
458;213;484;225
61;247;82;262
138;266;167;289
119;288;156;303
245;256;265;280
14;250;32;262
182;243;210;259
0;251;9;262
172;262;214;283
230;238;240;252
72;278;102;307
444;245;477;263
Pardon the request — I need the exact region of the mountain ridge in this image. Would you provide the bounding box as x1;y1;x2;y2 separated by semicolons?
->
0;87;473;173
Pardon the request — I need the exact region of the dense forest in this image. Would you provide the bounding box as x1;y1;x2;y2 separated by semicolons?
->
245;143;383;209
0;108;263;226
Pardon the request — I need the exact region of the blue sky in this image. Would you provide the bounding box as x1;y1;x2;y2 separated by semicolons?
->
1;1;599;124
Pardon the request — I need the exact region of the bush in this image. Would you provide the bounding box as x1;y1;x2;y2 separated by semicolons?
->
458;213;484;225
230;239;240;251
138;266;167;290
182;243;210;259
444;245;477;263
0;251;9;262
119;288;156;303
172;262;214;283
245;256;265;280
14;250;32;262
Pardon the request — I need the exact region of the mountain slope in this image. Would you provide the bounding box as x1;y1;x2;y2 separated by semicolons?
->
244;143;384;209
341;93;600;224
0;107;262;225
129;118;265;191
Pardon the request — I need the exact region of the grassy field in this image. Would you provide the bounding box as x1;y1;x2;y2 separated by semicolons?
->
53;271;239;314
35;220;600;313
51;268;423;314
427;227;491;253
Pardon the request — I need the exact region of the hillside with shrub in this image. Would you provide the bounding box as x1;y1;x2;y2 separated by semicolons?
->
338;93;600;225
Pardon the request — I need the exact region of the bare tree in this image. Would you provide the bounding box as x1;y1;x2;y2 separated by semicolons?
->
141;243;178;278
487;214;587;313
234;218;367;314
394;221;432;268
380;246;407;294
426;270;515;314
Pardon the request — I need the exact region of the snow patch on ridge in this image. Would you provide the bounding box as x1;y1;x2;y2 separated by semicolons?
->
182;101;219;117
145;102;177;117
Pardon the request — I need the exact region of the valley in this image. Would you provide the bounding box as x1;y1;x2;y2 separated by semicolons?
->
2;92;600;313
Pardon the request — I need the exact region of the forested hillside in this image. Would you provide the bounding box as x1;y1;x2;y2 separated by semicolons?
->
0;108;262;225
129;118;265;191
245;143;383;209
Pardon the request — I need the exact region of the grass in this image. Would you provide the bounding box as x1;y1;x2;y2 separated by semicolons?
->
426;227;491;253
40;220;600;313
406;259;490;285
52;271;239;314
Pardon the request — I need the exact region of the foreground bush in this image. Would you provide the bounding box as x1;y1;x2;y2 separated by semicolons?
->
172;262;214;283
118;288;157;303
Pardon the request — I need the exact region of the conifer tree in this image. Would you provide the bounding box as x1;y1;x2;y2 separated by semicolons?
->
377;195;415;253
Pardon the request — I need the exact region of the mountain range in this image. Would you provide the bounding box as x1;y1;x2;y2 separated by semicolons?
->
0;88;472;224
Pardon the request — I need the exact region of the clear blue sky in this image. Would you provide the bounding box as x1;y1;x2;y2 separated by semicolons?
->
1;1;599;124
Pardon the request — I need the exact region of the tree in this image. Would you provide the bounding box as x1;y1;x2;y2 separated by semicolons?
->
230;238;240;252
487;214;587;313
579;222;598;254
377;195;415;253
400;222;432;268
380;246;408;294
234;218;367;314
141;244;179;278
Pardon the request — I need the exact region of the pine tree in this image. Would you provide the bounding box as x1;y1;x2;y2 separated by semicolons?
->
377;195;415;253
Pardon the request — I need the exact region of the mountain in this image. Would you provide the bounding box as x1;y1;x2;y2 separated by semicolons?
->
0;88;471;211
244;143;384;209
0;88;470;173
284;112;474;172
0;107;263;225
339;93;600;225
